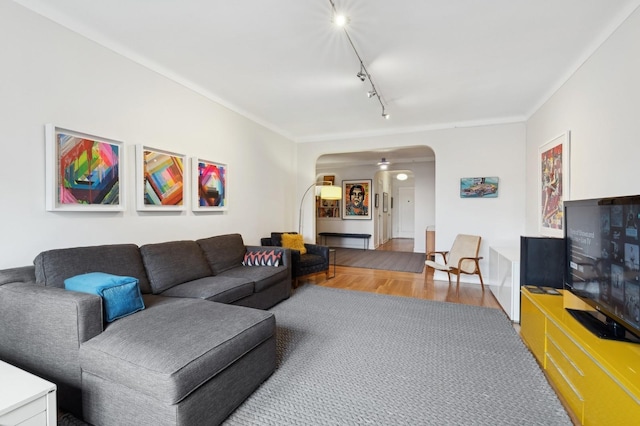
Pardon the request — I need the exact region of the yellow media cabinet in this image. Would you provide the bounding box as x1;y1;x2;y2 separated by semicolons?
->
521;288;640;425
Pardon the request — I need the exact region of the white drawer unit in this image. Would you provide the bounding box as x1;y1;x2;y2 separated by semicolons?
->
0;361;56;426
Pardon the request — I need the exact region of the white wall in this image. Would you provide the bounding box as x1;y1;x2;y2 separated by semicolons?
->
526;7;640;234
0;2;296;268
298;123;527;283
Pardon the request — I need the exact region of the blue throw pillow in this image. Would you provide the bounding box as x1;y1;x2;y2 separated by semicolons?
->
64;272;145;322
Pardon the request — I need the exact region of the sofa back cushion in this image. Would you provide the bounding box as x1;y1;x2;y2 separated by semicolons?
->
196;234;247;275
34;244;152;294
140;241;212;294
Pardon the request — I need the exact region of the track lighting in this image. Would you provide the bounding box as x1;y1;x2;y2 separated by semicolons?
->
377;158;391;170
328;0;390;120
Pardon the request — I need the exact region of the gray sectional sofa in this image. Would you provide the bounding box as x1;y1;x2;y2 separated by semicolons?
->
0;233;291;426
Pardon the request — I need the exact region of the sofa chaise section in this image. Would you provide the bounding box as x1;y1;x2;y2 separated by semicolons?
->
80;297;276;426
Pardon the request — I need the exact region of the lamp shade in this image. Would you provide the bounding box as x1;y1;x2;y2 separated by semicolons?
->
320;185;342;200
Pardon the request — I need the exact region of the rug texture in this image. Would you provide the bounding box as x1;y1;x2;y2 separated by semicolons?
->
225;285;571;425
334;247;426;273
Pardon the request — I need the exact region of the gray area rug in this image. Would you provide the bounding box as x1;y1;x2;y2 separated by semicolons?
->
334;248;425;273
225;285;571;425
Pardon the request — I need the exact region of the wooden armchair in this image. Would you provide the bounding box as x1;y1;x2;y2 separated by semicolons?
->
425;234;484;290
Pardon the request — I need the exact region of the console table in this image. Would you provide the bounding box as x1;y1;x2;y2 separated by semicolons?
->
318;232;371;250
520;289;640;425
0;360;57;425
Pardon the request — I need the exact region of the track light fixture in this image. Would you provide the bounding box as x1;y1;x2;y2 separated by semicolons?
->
328;0;389;120
377;158;391;170
332;13;349;27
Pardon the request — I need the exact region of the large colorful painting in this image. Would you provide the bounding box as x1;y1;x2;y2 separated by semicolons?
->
539;131;570;237
342;179;372;220
192;158;227;211
136;145;186;211
45;124;124;211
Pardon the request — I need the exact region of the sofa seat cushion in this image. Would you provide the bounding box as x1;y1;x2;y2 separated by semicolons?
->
140;241;212;294
159;276;254;304
217;265;289;293
79;297;274;405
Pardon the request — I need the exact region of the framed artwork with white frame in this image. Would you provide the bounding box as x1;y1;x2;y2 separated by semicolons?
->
45;124;125;212
136;145;186;211
191;158;227;211
539;131;570;237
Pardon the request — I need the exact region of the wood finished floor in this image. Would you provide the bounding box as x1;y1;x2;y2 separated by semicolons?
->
298;238;502;310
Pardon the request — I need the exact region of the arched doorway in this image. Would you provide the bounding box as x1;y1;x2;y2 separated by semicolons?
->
315;147;434;252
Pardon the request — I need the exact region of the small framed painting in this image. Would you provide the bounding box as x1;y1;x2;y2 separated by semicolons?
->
45;124;125;211
192;158;227;211
539;131;570;237
136;145;186;211
460;177;499;198
342;179;372;220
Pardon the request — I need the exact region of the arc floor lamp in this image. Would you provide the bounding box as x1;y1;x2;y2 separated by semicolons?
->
298;181;342;234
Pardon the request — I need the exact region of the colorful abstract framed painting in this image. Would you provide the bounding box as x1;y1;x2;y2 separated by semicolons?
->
539;131;570;237
45;124;125;211
342;179;372;220
136;145;186;211
192;158;227;211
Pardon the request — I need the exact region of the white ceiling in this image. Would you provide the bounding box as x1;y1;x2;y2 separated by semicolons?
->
13;0;640;148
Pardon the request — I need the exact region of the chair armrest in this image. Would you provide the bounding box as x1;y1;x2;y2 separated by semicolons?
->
456;256;483;272
304;243;330;259
458;256;483;262
427;250;449;263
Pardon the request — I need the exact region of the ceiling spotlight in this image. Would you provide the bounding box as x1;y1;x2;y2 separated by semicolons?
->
397;173;408;181
356;67;366;82
382;112;390;120
367;90;377;98
377;158;391;170
333;13;349;27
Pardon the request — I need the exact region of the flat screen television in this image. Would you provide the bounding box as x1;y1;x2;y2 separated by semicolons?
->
564;195;640;343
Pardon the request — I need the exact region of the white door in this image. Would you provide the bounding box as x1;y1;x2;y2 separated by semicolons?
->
397;187;415;238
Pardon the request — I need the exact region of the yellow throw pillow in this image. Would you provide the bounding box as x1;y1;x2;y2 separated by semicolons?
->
281;233;307;255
